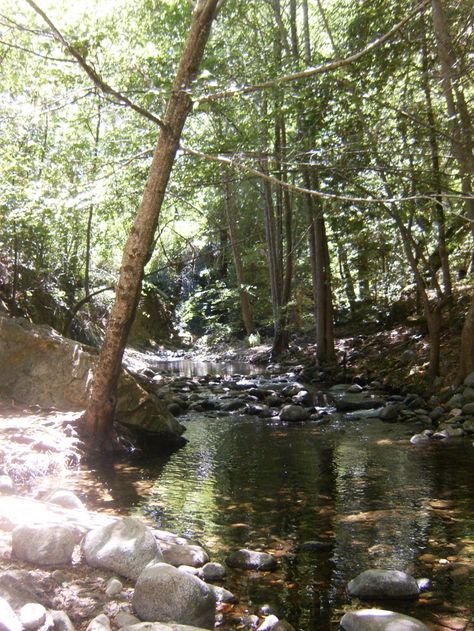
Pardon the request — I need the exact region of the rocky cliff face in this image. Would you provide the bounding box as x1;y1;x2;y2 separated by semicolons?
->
0;315;185;448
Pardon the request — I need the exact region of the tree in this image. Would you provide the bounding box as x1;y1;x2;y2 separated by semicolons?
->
84;0;223;450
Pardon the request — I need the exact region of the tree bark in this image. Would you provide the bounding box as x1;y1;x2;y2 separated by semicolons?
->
84;0;221;450
222;171;255;335
459;290;474;383
431;0;474;266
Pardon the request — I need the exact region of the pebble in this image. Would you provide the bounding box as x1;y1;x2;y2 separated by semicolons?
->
105;578;123;598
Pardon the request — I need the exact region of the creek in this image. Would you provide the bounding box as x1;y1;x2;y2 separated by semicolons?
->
73;360;474;630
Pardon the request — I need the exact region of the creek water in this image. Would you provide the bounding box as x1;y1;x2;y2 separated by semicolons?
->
79;361;474;630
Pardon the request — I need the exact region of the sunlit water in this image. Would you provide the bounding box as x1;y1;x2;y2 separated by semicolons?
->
75;366;474;630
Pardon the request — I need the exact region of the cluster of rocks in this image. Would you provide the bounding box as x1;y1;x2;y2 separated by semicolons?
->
342;568;431;630
133;369;336;424
0;490;293;631
410;372;474;445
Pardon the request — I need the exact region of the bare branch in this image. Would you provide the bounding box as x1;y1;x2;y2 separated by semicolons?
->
195;0;431;103
0;38;74;63
181;145;471;205
23;0;166;129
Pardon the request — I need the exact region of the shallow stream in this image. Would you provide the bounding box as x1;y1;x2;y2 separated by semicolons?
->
75;361;474;630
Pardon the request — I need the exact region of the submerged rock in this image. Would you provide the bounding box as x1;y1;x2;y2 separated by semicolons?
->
226;549;278;571
340;609;429;631
334;393;385;412
347;569;420;600
279;405;310;422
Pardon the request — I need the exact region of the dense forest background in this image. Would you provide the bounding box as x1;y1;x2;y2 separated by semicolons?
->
1;0;473;383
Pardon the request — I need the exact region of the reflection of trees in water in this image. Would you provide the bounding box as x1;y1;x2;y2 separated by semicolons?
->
332;425;434;585
83;414;474;629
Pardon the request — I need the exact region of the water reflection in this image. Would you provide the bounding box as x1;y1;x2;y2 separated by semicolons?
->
80;412;474;630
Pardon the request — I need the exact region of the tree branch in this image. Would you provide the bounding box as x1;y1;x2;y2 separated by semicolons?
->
23;0;166;129
195;0;431;103
182;145;471;205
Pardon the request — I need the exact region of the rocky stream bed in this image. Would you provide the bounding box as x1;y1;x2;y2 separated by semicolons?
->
1;350;474;631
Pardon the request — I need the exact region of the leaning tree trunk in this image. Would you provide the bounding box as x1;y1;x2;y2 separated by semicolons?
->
84;0;221;450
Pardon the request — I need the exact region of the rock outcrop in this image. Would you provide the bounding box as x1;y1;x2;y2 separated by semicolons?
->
0;315;185;448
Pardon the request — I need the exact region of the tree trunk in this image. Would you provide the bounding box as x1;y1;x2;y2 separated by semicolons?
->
85;97;102;297
222;171;255;335
84;0;221;450
421;22;452;296
458;290;474;383
431;0;474;267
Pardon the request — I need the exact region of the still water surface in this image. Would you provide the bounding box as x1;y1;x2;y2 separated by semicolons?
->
80;364;474;630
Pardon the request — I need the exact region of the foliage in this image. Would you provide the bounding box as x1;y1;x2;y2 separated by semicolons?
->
0;0;472;362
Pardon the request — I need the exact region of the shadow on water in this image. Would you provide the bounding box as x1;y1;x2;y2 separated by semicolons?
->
75;366;474;630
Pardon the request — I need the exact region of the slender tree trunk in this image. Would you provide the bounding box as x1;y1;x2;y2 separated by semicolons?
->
296;0;335;365
459;290;474;383
222;171;255;335
421;28;452;296
84;0;221;450
85;97;102;297
335;235;357;316
394;211;442;379
431;0;474;265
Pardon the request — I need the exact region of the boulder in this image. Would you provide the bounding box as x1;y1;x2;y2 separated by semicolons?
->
47;490;85;511
121;625;213;631
19;604;48;631
132;563;216;630
0;571;45;609
0;315;185;449
279;405;310;422
334;393;384;412
226;549;278;571
462;387;474;405
160;543;209;568
0;597;22;631
463;372;474;388
49;611;75;631
462;402;474;415
208;585;238;604
12;524;79;566
86;615;111;631
82;518;162;580
115;613;141;629
340;609;429;631
379;404;403;421
292;390;313;406
0;475;14;495
105;578;123;598
200;562;226;581
347;569;420;600
257;615;279;631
